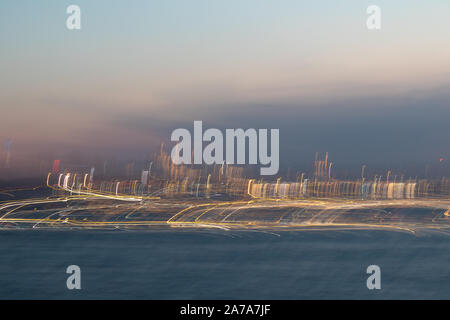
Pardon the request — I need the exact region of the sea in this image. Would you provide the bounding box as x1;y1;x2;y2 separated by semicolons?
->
0;228;448;299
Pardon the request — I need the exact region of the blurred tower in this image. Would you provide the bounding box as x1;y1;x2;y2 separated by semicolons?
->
314;152;330;180
314;152;318;176
125;162;135;178
141;170;149;185
89;167;95;183
148;161;153;176
4;139;11;168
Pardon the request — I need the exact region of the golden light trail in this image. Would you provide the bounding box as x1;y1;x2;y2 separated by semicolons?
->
3;149;450;233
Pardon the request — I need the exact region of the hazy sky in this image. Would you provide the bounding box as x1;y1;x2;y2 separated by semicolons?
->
1;0;449;171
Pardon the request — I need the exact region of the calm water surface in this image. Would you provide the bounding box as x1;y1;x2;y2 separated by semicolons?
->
0;229;448;299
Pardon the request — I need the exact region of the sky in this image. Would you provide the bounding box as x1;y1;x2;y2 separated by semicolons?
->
1;0;449;174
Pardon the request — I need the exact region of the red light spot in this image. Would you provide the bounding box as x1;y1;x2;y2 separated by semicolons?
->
52;160;60;173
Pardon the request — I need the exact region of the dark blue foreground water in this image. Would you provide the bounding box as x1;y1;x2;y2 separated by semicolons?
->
0;229;448;299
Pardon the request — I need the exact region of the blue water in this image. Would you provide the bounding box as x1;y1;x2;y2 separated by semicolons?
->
0;229;448;299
